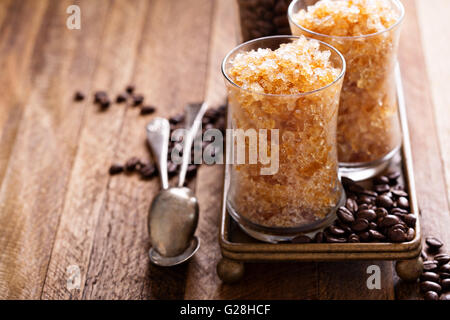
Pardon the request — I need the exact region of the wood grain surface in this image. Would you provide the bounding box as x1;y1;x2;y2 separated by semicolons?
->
0;0;448;300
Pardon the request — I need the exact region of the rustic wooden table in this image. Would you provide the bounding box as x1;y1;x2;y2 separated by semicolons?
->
0;0;448;300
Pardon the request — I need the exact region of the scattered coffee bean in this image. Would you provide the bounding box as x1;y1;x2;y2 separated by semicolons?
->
314;231;324;243
74;91;85;101
328;225;346;237
345;198;358;213
125;157;141;172
376;194;393;209
434;253;450;265
126;85;135;94
441;278;450;291
426;236;443;251
356;209;376;221
132;94;144;106
423;260;439;272
420;281;441;293
140;105;156;115
374;184;390;193
337;206;355;224
351;218;369;232
440;293;450;300
420;272;440;283
440;263;450;274
94;91;108;103
421;250;428;261
440;273;450;279
369;229;385;241
388;227;406;242
424;291;439;300
292;235;311;244
348;233;360;243
379;215;402;228
116;93;127;103
139;164;156;179
109;164;124;175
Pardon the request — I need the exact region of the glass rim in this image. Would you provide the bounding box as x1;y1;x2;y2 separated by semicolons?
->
287;0;405;40
221;35;346;98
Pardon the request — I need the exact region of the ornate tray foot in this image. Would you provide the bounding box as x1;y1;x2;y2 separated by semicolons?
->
395;256;423;282
217;257;245;283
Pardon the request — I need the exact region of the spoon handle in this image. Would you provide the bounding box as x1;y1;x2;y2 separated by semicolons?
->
178;101;209;187
146;118;170;190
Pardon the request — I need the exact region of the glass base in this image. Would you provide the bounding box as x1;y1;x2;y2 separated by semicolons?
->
339;145;401;181
227;189;346;243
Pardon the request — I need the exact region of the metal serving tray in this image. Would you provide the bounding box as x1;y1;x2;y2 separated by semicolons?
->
217;65;423;283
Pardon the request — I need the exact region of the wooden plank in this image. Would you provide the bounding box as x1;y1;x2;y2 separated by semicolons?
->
53;0;215;300
416;0;450;205
0;0;111;299
40;0;151;299
0;0;48;187
395;0;450;300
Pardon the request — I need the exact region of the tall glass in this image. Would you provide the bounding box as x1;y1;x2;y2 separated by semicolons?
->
222;36;346;242
288;0;405;180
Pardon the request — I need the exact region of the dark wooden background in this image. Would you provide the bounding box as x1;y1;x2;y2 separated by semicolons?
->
0;0;448;299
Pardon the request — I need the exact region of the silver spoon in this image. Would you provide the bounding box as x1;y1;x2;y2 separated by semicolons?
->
146;104;208;266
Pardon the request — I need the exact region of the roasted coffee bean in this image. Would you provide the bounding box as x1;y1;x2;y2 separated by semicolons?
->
348;233;360;243
335;220;352;234
169;114;185;125
387;170;401;183
435;253;450;265
74;91;85;101
314;231;324;243
424;291;439;300
423;260;439;272
186;164;198;178
375;207;388;218
94;91;108;103
369;229;386;241
420;272;440;283
325;234;347;243
369;222;377;230
140;105;156;115
420;281;441;293
358;231;370;242
132;94;144;106
337;206;355;224
292;235;311;244
116;93;127;103
345;198;358;213
379;215;402;228
406;228;415;241
391;189;408;198
109;164;124;175
440;263;450;273
360;189;378;197
441;278;450;291
397;196;409;209
440;273;450;279
358;203;370;211
373;175;389;185
139;164;156;179
126;85;135;94
328;225;346;237
351;218;369;232
426;236;443;251
356;209;376;221
374;184;390;193
125;157;141;172
359;195;375;205
440;293;450;300
391;207;408;215
402;214;416;228
376;194;393;209
388;227;406;242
